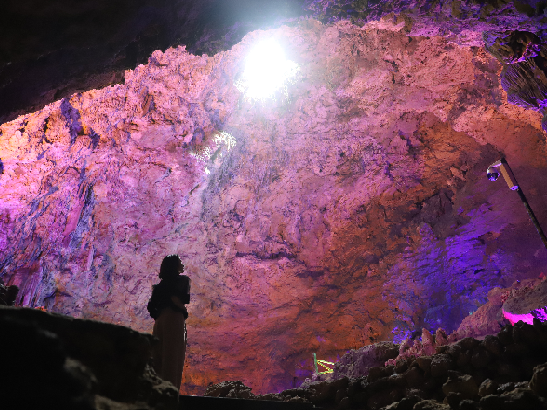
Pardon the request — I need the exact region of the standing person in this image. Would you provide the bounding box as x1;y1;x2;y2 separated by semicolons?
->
147;255;191;392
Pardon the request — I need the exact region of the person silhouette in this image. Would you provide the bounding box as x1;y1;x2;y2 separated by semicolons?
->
147;255;191;392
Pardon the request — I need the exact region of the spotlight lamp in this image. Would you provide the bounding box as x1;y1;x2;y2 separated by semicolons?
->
487;158;547;249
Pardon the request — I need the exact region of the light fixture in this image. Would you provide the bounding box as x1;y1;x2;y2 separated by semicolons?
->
487;158;547;249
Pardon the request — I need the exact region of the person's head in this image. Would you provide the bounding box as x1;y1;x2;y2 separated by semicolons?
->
159;255;184;279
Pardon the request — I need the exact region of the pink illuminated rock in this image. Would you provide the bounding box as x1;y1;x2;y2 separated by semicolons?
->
1;17;547;395
502;280;547;325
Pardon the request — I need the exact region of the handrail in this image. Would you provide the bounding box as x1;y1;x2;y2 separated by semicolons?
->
313;353;335;374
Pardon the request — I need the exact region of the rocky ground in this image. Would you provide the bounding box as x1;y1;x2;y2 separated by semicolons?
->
207;320;547;409
0;306;178;409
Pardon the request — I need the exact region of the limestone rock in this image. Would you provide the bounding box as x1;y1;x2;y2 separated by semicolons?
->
1;17;547;394
442;374;478;400
485;30;545;64
501;58;547;111
530;363;547;397
205;380;255;399
331;341;399;379
478;379;498;396
503;280;547;325
430;354;454;377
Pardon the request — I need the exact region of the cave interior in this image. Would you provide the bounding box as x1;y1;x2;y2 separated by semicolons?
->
1;0;547;397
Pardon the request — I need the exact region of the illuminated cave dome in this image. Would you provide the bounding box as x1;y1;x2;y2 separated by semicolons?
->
1;0;547;398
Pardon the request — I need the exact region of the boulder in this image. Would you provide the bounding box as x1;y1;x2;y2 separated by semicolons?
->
530;363;547;397
0;306;177;409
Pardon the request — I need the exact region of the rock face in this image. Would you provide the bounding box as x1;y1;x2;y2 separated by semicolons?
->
330;342;400;381
503;279;547;324
0;0;308;123
485;30;547;131
0;306;178;409
0;276;18;305
1;16;547;395
3;0;546;124
208;322;547;410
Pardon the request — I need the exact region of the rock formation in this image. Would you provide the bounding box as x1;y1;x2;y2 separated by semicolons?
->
207;321;547;410
1;3;547;396
0;306;178;409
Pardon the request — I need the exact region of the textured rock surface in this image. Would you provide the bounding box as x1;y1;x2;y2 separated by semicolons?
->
0;306;178;409
0;0;308;123
307;0;547;46
485;29;547;131
286;323;547;409
331;342;400;380
204;323;547;409
3;0;547;125
1;16;547;395
503;279;547;323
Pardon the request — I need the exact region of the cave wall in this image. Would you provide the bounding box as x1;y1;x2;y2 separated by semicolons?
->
1;17;547;394
4;0;546;125
0;0;308;124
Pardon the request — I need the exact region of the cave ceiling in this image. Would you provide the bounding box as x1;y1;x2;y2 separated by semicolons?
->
1;0;547;395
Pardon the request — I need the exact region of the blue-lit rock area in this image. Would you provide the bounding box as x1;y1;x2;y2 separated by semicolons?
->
1;3;547;401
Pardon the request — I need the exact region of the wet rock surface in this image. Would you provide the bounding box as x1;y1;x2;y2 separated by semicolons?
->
0;306;178;409
1;16;547;395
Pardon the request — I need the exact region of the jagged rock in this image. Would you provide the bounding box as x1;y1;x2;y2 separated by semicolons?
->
500;387;547;409
478;379;498;396
430;354;454;377
413;400;450;410
530;363;547;397
503;281;547;325
485;30;545;64
498;325;514;346
470;347;491;369
442;374;478;400
368;366;395;382
417;356;433;374
204;381;255;398
294;323;547;410
382;395;422;410
0;306;177;409
2;12;547;395
332;341;399;380
368;388;402;410
482;335;502;356
500;58;547;111
404;366;425;388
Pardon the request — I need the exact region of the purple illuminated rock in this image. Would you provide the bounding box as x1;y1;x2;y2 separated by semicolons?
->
1;17;547;395
503;280;547;325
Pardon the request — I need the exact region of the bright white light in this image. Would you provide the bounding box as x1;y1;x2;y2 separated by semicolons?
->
236;39;299;100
